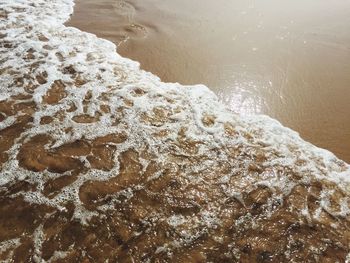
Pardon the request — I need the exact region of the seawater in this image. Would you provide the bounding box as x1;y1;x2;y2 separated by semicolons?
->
1;0;350;261
67;0;350;162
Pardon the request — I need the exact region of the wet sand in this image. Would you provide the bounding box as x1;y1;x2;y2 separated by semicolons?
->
1;0;350;261
67;0;350;163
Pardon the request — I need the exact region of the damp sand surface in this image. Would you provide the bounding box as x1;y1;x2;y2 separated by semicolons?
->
1;0;350;261
67;0;350;162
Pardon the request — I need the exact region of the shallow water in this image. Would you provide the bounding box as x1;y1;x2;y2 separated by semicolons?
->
1;0;350;261
67;0;350;162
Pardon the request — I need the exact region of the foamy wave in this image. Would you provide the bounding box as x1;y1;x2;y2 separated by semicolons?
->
0;0;349;261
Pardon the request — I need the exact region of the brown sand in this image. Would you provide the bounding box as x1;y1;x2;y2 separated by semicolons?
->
1;1;350;262
67;0;350;163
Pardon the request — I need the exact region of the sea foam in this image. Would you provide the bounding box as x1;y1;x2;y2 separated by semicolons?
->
0;0;349;261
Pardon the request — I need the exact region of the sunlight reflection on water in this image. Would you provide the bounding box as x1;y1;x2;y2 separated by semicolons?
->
68;0;350;162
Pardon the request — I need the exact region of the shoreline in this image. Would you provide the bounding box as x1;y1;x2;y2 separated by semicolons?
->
68;0;350;163
0;0;350;261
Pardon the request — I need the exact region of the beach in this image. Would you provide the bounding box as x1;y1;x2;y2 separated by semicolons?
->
68;0;350;163
0;0;350;261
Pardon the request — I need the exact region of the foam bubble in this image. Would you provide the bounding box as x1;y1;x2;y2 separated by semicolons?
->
0;0;349;261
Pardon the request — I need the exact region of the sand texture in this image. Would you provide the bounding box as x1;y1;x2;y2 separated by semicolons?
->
0;0;350;262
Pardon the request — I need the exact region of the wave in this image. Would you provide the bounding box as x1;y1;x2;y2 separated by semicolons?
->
0;0;349;261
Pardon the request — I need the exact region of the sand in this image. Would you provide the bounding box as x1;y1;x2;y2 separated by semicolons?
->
67;0;350;163
1;0;350;261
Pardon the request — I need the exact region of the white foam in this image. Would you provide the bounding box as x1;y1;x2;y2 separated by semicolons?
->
0;0;349;260
0;238;21;254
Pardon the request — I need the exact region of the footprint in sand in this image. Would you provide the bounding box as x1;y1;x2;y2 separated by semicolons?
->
113;0;148;40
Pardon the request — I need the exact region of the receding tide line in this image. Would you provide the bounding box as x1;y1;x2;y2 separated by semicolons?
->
0;0;349;261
